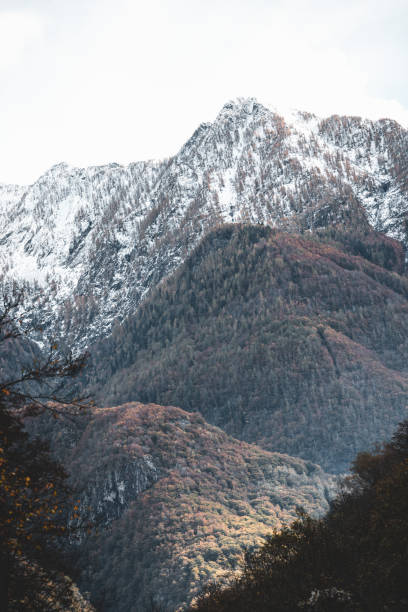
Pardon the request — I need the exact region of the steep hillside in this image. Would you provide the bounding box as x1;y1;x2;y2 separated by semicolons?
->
189;420;408;612
86;224;408;472
1;99;407;351
27;402;334;611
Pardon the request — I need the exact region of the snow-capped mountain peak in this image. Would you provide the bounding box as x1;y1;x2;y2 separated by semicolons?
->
1;98;407;349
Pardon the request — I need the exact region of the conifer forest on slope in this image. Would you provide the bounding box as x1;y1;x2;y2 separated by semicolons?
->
1;100;408;610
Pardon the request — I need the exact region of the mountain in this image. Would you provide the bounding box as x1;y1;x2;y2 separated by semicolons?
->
27;402;334;611
3;98;408;609
1;99;407;352
85;224;408;473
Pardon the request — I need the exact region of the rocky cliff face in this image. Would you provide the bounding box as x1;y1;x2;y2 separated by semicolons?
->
1;99;407;351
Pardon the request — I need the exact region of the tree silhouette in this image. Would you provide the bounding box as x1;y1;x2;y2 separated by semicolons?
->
0;294;90;610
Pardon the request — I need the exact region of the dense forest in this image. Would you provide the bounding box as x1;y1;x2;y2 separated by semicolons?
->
4;221;408;610
27;402;333;611
188;419;408;611
86;224;408;472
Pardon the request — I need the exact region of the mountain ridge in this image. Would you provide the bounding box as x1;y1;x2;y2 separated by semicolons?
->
3;98;408;610
84;224;408;472
1;98;407;353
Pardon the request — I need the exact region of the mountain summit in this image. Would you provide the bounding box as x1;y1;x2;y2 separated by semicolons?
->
1;98;407;350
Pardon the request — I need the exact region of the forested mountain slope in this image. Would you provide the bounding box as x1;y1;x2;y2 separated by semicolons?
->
27;402;334;611
86;224;408;472
189;420;408;612
1;99;407;351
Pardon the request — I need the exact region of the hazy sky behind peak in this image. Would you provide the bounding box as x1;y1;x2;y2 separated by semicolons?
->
1;0;407;184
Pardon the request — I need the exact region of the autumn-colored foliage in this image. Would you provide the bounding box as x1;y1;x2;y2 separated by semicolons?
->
86;224;408;472
0;295;92;610
0;404;74;609
28;402;334;611
189;419;408;611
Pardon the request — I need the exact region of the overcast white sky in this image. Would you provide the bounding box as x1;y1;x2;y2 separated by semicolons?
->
1;0;407;184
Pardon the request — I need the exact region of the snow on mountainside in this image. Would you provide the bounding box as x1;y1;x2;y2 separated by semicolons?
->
1;98;407;350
